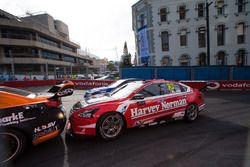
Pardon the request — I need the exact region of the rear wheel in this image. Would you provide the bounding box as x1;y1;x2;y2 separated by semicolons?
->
184;104;199;122
0;129;27;163
97;113;125;140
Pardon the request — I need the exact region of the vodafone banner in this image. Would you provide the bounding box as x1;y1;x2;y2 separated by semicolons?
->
1;80;249;90
0;80;113;89
181;80;250;90
207;81;250;90
73;80;113;89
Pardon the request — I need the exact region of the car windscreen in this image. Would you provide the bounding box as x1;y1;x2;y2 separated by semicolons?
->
110;81;143;99
0;87;36;98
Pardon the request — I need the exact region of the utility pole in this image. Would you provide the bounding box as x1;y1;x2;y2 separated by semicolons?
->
8;50;15;76
206;0;213;66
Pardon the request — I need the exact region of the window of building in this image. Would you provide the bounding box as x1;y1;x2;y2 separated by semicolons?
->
62;44;75;52
139;13;145;28
198;3;205;17
4;47;39;58
179;54;190;66
216;0;225;15
63;55;76;63
179;29;188;47
237;0;246;13
237;22;245;44
216;51;226;65
39;36;59;48
161;31;169;51
198;27;206;48
1;28;35;40
41;50;60;60
160;8;167;22
14;64;41;74
217;24;225;46
198;53;207;66
237;49;246;66
161;56;172;66
179;5;186;20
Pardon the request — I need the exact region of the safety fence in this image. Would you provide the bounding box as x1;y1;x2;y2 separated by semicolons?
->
120;66;250;80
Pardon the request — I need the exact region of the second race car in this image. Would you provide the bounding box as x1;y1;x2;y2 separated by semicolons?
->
84;78;140;99
0;80;74;163
68;80;205;140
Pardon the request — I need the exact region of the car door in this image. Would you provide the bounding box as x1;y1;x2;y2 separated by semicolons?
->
160;82;188;119
125;83;163;127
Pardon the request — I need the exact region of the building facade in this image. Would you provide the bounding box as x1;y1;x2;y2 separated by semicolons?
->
132;0;250;66
0;9;100;80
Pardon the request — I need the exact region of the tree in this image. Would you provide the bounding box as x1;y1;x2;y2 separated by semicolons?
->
106;61;116;72
120;42;132;67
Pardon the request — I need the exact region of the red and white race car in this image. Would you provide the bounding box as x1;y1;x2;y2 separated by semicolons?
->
67;80;205;140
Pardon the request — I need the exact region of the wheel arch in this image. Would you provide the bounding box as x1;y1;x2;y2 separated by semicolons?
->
0;127;31;143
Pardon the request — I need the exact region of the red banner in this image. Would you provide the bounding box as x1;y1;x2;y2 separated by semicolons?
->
181;80;250;90
207;81;250;90
0;80;114;89
1;80;249;90
73;80;113;89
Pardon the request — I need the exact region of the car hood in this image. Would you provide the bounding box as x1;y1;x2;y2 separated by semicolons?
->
80;95;119;108
86;86;107;93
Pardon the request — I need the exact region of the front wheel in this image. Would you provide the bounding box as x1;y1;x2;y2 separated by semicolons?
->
97;113;125;140
184;104;199;122
0;129;27;164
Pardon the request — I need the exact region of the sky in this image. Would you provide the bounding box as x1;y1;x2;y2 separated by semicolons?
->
0;0;139;61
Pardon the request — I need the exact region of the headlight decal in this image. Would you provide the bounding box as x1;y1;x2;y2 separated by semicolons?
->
78;108;99;118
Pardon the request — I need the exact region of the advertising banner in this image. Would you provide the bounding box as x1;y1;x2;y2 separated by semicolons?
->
207;81;250;90
181;81;250;90
138;26;149;65
1;80;249;90
0;80;113;89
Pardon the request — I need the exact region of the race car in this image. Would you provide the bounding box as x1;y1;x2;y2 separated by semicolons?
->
0;80;74;163
68;80;205;140
84;78;140;99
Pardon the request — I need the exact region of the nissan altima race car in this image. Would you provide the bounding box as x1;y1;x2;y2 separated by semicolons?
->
0;81;74;163
68;80;205;140
84;78;140;99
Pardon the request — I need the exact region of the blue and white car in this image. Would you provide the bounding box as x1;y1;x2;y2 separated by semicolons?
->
84;78;141;99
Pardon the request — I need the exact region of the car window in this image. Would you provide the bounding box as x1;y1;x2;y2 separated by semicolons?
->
165;83;185;94
138;84;161;97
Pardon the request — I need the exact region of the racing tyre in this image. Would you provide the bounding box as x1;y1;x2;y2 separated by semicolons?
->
97;113;125;140
184;104;199;122
0;129;27;164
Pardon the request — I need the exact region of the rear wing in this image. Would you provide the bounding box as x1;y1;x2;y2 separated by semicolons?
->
48;80;75;99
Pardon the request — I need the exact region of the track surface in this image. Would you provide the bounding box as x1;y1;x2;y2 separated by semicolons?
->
7;89;250;167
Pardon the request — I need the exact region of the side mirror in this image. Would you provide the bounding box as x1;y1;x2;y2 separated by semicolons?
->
132;94;145;100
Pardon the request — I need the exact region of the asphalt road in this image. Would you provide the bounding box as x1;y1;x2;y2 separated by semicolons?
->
6;89;250;167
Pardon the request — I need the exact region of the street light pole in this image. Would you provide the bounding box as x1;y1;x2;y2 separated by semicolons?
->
206;0;213;66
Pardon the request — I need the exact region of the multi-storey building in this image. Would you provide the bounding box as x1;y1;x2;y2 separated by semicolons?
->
132;0;250;66
0;9;100;80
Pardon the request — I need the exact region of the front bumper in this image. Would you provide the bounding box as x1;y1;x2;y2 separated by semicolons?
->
67;116;97;136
